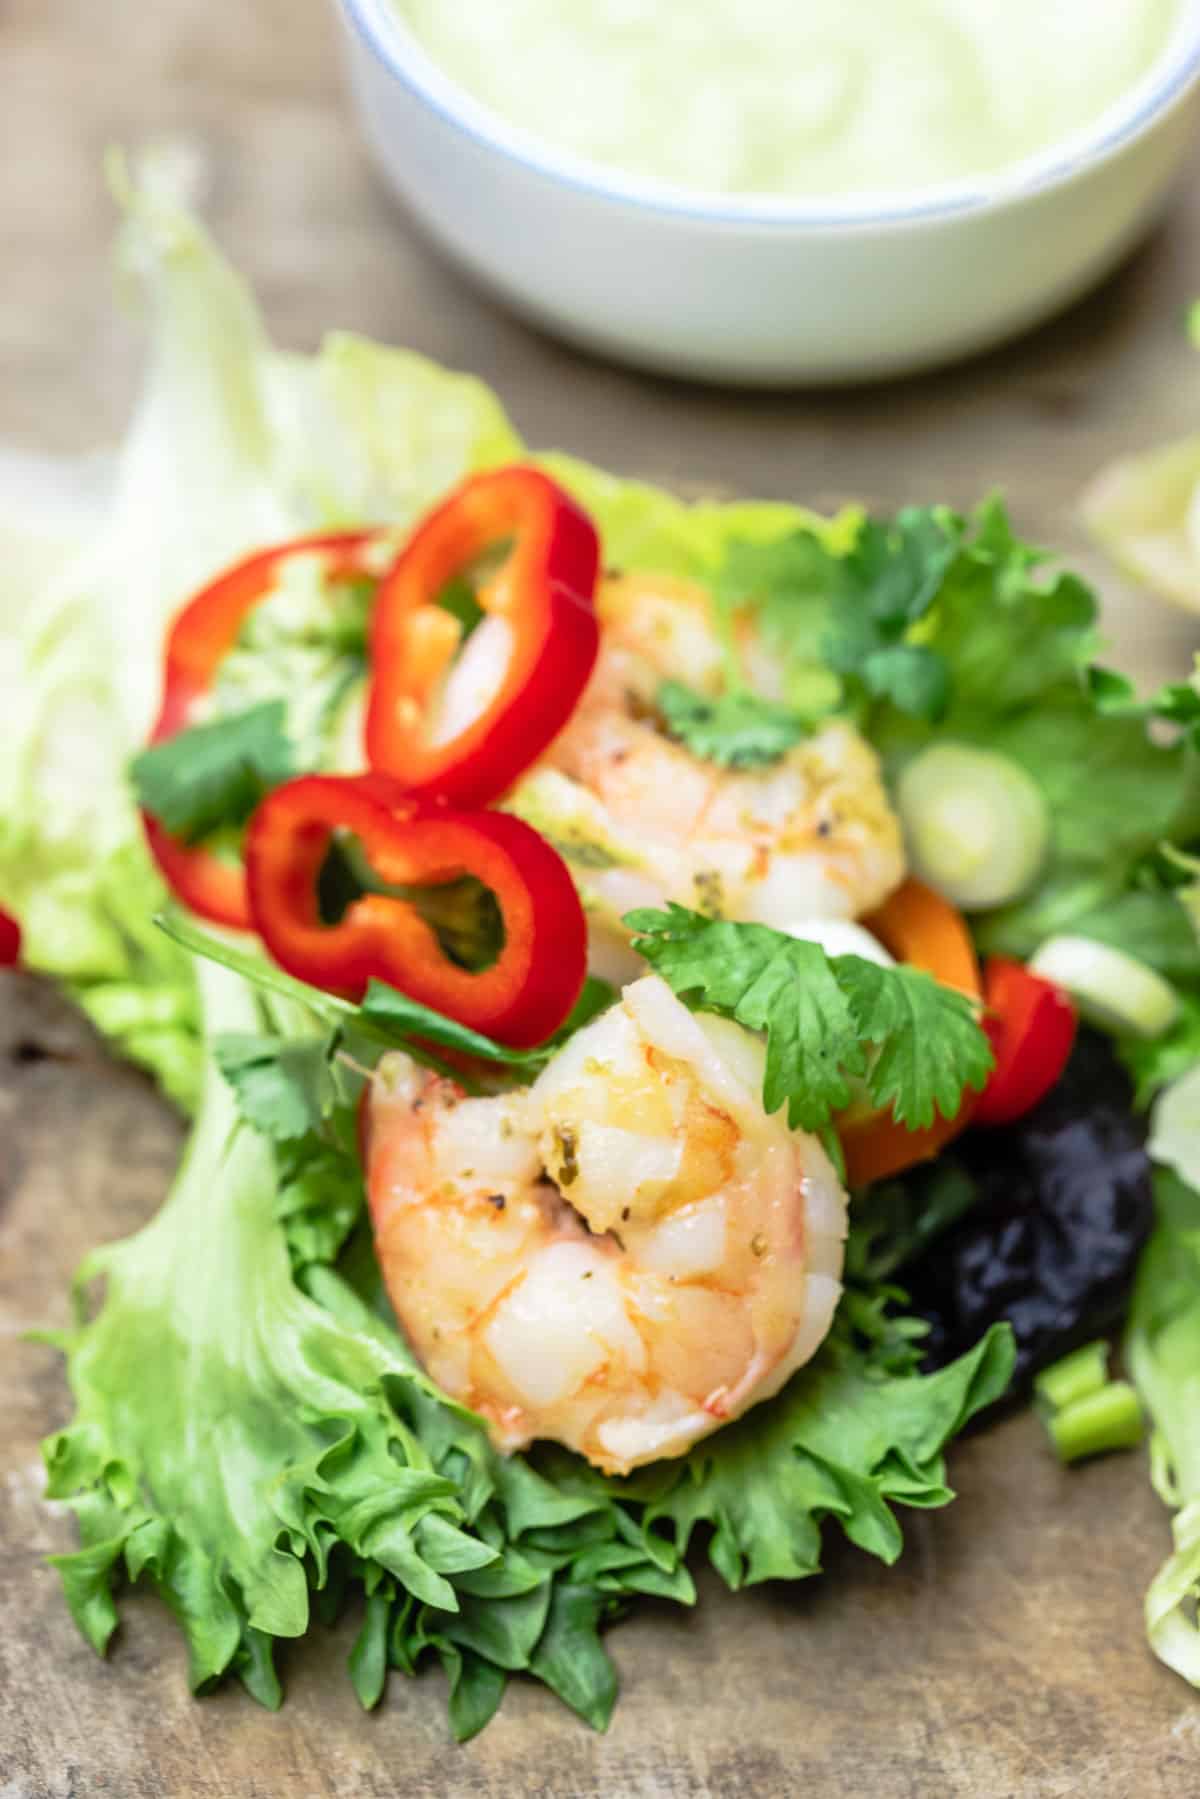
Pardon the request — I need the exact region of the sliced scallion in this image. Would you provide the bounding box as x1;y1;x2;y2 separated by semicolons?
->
1029;935;1179;1039
1045;1382;1145;1464
1035;1339;1144;1464
1033;1339;1109;1413
896;743;1049;912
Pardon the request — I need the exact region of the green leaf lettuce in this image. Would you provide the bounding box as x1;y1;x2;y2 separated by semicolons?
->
45;954;1013;1731
14;163;1018;1735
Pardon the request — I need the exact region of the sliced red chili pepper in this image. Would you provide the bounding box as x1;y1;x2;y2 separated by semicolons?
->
0;906;21;967
144;530;385;928
365;466;600;806
973;956;1077;1127
244;772;586;1047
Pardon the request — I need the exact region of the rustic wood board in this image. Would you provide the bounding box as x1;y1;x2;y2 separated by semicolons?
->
5;1;1200;1792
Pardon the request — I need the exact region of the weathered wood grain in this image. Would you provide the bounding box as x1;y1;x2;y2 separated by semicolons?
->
4;0;1200;1791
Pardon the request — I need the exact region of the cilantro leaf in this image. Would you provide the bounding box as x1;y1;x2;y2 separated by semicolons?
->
833;954;992;1128
359;979;549;1067
130;699;295;841
628;909;864;1127
162;910;617;1149
359;974;615;1072
714;498;1106;730
656;679;807;770
840;507;961;633
156;909;354;1028
626;905;990;1133
716;507;961;722
929;512;1099;722
214;1032;354;1141
1085;665;1141;714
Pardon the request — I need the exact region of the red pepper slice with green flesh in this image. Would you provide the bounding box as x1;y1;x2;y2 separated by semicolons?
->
365;466;600;807
973;956;1077;1127
0;907;20;967
143;530;384;929
244;772;587;1047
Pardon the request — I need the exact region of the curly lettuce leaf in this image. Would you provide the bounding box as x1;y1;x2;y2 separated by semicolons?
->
615;1321;1013;1585
43;951;1016;1734
43;960;663;1735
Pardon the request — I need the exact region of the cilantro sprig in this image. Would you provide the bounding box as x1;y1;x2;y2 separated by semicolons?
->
712;498;1105;729
656;680;808;770
157;909;614;1141
626;905;992;1134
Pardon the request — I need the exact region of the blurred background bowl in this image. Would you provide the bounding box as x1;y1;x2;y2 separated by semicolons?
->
337;0;1200;386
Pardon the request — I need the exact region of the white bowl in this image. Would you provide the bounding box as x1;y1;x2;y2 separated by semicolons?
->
336;0;1200;386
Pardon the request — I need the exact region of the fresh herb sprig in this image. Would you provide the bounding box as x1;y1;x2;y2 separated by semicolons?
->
157;908;615;1141
656;679;808;770
626;905;992;1133
130;700;295;841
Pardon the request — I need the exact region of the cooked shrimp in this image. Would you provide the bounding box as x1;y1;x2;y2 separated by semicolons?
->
506;572;905;981
365;974;848;1474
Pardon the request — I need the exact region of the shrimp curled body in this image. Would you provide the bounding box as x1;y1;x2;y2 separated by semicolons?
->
507;573;907;982
366;976;849;1474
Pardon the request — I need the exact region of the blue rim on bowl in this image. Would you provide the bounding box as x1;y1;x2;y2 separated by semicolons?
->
340;0;1200;227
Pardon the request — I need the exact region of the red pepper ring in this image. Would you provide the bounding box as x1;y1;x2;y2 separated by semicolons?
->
144;529;388;930
244;773;588;1047
365;466;600;807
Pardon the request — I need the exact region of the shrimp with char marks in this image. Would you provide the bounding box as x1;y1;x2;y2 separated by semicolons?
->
505;571;906;982
366;974;849;1474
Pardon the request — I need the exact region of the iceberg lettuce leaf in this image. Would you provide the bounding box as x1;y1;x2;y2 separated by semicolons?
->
1127;1167;1200;1686
0;156;523;1102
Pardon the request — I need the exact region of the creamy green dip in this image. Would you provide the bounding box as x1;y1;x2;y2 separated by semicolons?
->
393;0;1177;199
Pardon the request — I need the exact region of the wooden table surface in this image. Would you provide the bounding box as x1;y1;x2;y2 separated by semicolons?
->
6;3;1200;1794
